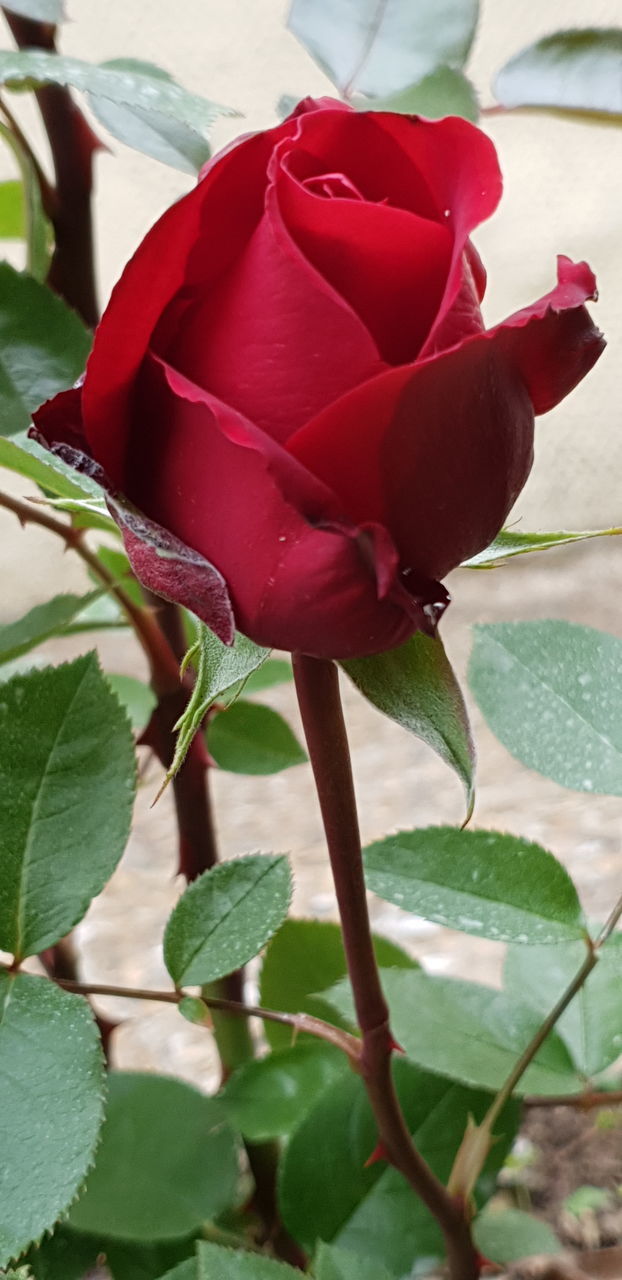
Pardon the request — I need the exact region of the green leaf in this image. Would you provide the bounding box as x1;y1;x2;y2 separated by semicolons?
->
495;29;622;119
564;1186;611;1217
0;972;105;1269
504;934;622;1078
166;625;269;784
36;492;115;534
0;124;53;280
358;65;478;120
87;58;215;173
364;826;585;944
30;1232;198;1280
468;621;622;796
0;590;102;665
0;431;102;501
242;658;292;695
1;0;64;20
288;0;479;97
158;1263;196;1280
0;264;91;436
463;526;622;568
0;180;24;238
68;1073;239;1241
325;970;581;1095
315;1243;393;1280
106;675;156;732
93;546;143;602
0;654;136;958
280;1057;518;1273
259;919;417;1050
220;1042;345;1140
197;1242;301;1278
0;50;235;171
473;1209;561;1264
342;632;475;818
105;1238;197;1280
26;1228;99;1280
66;593;128;633
164;854;292;986
208;701;307;775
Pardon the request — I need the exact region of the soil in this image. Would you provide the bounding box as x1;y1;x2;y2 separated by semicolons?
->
523;1105;622;1250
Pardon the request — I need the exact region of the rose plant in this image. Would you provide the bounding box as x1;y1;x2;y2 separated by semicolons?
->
0;4;621;1280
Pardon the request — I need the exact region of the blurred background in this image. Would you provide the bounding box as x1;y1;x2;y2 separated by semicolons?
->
0;0;620;1083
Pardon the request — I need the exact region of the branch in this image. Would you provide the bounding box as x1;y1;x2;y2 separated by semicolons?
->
449;895;622;1199
524;1089;622;1110
0;488;180;693
18;972;362;1062
292;653;479;1280
2;9;101;325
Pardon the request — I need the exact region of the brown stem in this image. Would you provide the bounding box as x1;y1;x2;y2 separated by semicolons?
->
524;1089;622;1110
141;594;305;1262
3;10;100;325
39;936;117;1058
139;593;219;880
292;653;479;1280
4;970;361;1059
0;489;180;691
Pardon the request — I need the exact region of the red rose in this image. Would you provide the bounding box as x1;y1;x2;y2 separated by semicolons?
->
34;98;604;659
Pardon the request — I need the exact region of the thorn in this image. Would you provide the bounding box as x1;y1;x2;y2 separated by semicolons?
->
475;1251;495;1272
389;1035;405;1054
364;1140;388;1168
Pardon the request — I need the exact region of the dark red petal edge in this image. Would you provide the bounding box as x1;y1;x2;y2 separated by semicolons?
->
29;420;235;645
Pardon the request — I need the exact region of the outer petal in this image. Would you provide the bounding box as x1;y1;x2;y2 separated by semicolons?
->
31;389;236;644
121;355;417;658
288;258;604;579
80;116;300;484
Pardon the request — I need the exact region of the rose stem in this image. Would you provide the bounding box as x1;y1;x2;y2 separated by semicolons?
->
3;967;361;1058
142;593;249;1049
143;595;305;1266
292;653;480;1280
3;10;100;326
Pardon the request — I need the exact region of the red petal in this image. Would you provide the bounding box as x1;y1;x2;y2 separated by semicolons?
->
81;119;299;484
106;493;235;644
159;196;383;443
371;113;503;355
275;143;452;364
288;258;604;579
125;355;415;658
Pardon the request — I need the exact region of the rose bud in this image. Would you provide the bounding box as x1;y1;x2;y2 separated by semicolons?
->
33;98;604;660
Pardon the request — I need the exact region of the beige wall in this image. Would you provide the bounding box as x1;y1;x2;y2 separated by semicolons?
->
4;0;622;527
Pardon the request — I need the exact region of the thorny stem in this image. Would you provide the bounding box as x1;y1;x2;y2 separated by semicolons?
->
2;970;361;1061
136;594;304;1264
3;10;100;326
292;653;480;1280
524;1089;622;1111
0;488;180;691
